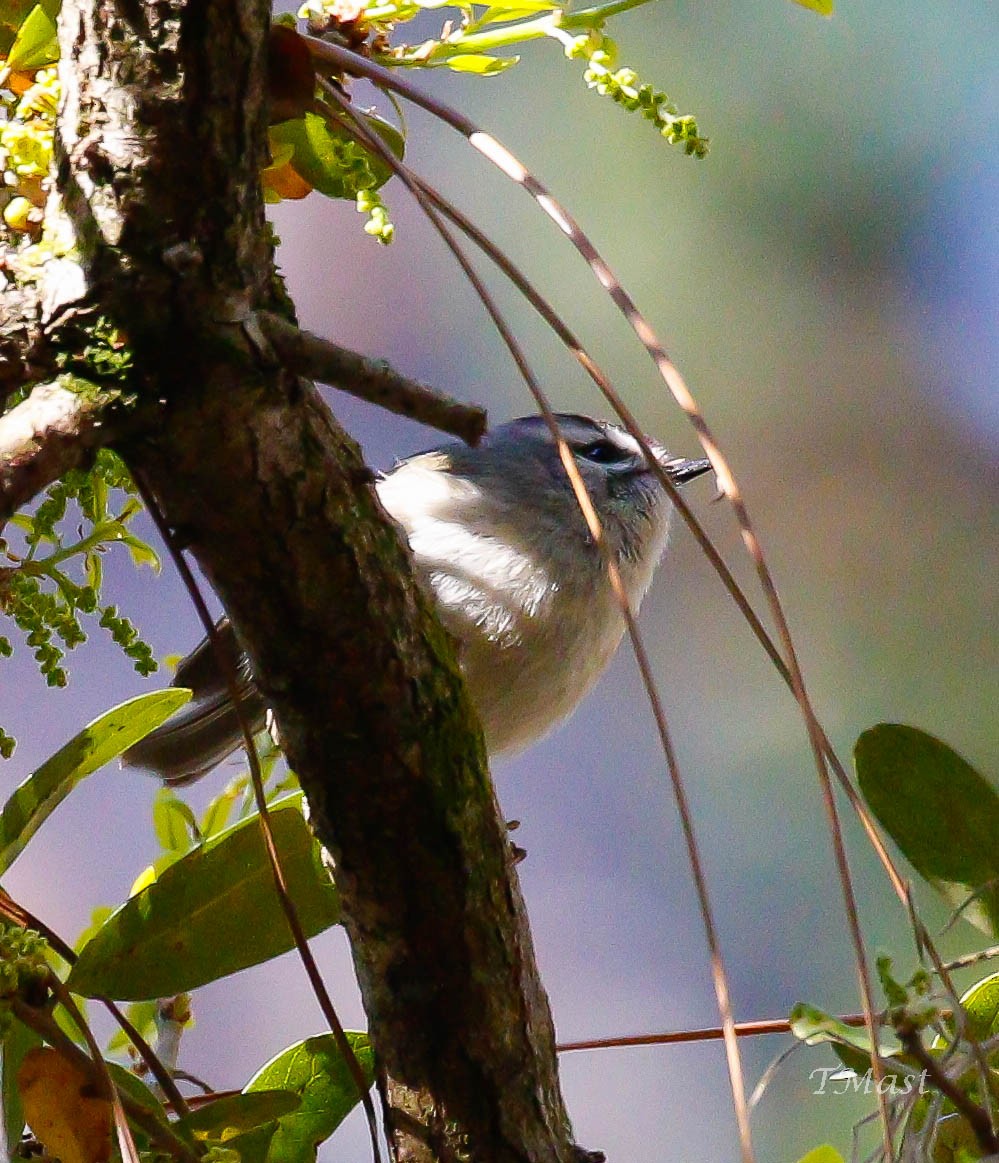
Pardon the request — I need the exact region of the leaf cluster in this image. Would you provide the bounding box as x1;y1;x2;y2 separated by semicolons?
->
0;3;60;262
0;696;367;1162
790;726;999;1163
1;0;716;257
307;0;709;149
0;449;159;757
4;701;994;1163
263;0;718;236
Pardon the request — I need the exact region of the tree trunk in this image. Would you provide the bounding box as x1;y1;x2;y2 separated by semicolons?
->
0;2;587;1160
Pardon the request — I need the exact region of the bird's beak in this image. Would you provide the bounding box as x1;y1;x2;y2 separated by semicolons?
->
663;456;713;484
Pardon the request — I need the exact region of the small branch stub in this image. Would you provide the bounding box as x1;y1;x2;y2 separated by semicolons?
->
257;311;486;445
0;380;119;528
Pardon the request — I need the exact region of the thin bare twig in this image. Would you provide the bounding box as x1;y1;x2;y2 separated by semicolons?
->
557;1011;873;1053
321;80;757;1163
309;41;900;1156
327;123;915;931
256;311;486;444
940;945;999;974
749;1040;805;1111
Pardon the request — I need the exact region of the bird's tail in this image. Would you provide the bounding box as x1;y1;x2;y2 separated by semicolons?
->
121;619;267;785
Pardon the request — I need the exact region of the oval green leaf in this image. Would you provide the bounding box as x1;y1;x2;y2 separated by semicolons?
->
152;787;200;854
245;1032;374;1163
66;799;340;999
218;1122;279;1163
106;1061;169;1118
855;724;999;935
0;689;192;875
120;531;161;572
930;1113;982;1162
360;110;405;164
104;1064;183;1154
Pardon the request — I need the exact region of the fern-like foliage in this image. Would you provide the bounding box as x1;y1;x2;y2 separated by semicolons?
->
0;451;159;757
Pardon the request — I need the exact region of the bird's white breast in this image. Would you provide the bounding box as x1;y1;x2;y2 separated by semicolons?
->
376;457;670;754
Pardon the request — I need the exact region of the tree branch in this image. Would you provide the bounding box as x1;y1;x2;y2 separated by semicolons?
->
0;379;121;528
257;310;487;444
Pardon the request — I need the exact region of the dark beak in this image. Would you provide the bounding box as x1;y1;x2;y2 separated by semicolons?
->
664;456;713;484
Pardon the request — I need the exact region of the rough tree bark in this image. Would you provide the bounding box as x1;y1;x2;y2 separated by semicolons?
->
0;3;590;1160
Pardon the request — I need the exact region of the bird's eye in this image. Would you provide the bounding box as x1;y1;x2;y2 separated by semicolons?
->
577;440;633;465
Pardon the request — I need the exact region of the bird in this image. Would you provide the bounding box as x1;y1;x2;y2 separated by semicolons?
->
121;414;712;784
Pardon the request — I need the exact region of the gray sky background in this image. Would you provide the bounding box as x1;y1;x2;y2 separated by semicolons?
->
2;1;997;1159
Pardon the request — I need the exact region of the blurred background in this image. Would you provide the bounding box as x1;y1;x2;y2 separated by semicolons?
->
3;0;997;1158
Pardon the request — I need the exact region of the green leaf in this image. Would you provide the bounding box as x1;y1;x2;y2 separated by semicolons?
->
176;1090;300;1141
269;112;402;200
475;1;554;22
152;788;200;853
200;785;238;838
790;0;833;14
103;1064;181;1153
74;905;114;954
245;1032;374;1163
83;551;103;594
1;1018;42;1157
954;972;999;1046
855;725;999;935
66;799;340;1000
790;1002;900;1059
118;497;142;522
360;110;406;166
0;2;43;48
444;52;519;75
796;1149;845;1163
120;531;161;572
5;3;58;72
222;1122;280;1163
90;473;108;522
106;1061;168;1118
51;994;89;1045
0;690;192;875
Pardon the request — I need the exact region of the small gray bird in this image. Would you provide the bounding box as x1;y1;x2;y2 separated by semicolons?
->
122;414;711;783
